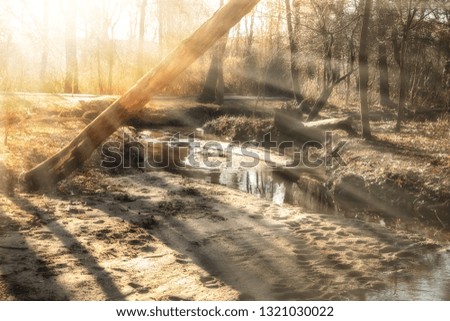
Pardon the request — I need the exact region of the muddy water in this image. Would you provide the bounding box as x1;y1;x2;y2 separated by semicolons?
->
137;129;450;300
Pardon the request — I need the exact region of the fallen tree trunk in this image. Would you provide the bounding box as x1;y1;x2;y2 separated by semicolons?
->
303;116;356;134
275;110;355;144
22;0;260;190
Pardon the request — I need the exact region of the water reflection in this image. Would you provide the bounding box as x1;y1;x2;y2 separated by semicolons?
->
369;251;450;300
171;165;334;213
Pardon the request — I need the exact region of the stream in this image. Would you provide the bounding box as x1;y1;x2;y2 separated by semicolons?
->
135;129;450;300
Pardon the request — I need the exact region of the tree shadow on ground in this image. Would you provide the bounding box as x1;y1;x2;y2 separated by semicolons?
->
2;194;125;300
78;171;443;300
0;206;71;300
1;170;446;300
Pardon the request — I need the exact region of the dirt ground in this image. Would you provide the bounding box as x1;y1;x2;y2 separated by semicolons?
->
0;93;449;300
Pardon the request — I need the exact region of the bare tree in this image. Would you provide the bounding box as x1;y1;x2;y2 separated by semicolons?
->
157;0;166;56
359;0;373;139
376;0;394;108
303;0;359;121
93;1;123;94
285;0;304;103
244;10;255;54
40;0;49;92
242;8;257;94
197;0;228;105
107;3;123;94
393;0;430;131
136;0;147;78
94;3;106;94
345;26;357;106
64;0;79;94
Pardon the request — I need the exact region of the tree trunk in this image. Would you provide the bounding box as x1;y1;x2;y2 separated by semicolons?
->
276;112;356;143
306;68;355;122
245;10;255;51
243;9;257;94
285;0;304;103
39;0;49;92
359;0;372;139
197;0;228;105
396;37;408;131
378;39;391;107
394;5;420;131
157;0;165;57
197;36;228;104
303;116;355;133
215;55;225;105
136;0;147;79
22;0;260;191
107;39;115;94
197;38;228;104
64;1;79;94
306;86;334;122
96;40;104;94
345;32;356;106
323;35;334;89
305;32;337;121
376;0;392;108
96;4;106;94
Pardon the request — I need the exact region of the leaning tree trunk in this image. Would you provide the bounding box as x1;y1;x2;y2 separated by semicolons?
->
306;33;340;122
22;0;260;191
306;86;334;122
306;68;355;122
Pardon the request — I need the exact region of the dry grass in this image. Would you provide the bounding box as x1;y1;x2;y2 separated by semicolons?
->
203;115;274;141
0;94;89;191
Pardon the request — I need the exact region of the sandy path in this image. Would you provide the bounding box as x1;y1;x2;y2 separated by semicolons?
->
0;170;448;300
